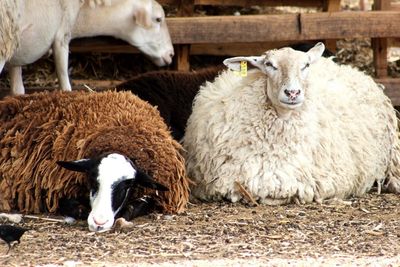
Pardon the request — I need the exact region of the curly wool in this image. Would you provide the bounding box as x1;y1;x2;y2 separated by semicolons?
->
0;91;190;214
0;0;20;61
183;58;400;204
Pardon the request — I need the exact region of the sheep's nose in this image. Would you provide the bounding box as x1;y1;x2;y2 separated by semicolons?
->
284;89;301;100
163;50;174;65
93;217;108;226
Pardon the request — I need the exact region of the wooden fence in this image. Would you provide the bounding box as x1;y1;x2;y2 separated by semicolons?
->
3;0;400;104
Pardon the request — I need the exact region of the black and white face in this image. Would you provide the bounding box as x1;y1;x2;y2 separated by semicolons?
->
87;154;136;232
57;153;168;232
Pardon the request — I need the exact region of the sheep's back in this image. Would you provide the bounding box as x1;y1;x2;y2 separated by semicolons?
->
306;58;399;195
116;67;221;140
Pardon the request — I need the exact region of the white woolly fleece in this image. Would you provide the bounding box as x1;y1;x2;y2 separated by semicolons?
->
183;58;400;204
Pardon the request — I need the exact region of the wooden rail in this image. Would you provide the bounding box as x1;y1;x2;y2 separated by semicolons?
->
168;11;400;43
71;11;400;49
159;0;326;6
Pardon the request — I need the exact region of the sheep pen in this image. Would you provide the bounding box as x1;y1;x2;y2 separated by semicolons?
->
1;2;400;266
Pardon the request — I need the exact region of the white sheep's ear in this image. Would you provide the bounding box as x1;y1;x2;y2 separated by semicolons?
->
223;56;265;72
307;42;325;63
57;159;95;173
134;0;153;28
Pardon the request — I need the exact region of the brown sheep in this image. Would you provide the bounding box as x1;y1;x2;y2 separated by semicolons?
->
116;67;222;140
0;90;190;232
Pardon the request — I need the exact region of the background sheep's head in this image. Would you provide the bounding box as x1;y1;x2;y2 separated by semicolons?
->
128;0;174;66
223;42;325;114
57;153;168;232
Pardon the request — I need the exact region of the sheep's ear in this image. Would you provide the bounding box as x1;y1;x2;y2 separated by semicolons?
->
135;170;169;191
57;159;95;173
134;0;153;28
223;56;265;72
307;42;325;64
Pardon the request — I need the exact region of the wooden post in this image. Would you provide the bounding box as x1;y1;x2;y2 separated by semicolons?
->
372;0;391;78
174;0;195;71
175;44;191;71
322;0;341;52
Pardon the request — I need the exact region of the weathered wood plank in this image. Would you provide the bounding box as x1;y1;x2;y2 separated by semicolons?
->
70;12;400;51
190;41;296;55
70;37;140;53
371;0;391;78
377;78;400;106
159;0;324;7
70;39;298;56
392;2;400;11
322;0;340;52
168;14;301;43
166;11;400;44
175;44;191;71
372;38;388;77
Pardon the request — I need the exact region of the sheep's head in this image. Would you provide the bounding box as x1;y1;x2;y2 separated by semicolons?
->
223;42;325;114
57;153;168;232
128;0;174;66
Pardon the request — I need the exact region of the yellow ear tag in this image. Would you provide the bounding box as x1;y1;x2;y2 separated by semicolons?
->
233;61;247;77
240;61;247;77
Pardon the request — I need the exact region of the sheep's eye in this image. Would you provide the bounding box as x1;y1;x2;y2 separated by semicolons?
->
302;63;310;70
156;17;162;23
265;61;277;70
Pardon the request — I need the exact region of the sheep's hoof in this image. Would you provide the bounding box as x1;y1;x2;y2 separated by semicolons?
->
114;218;134;231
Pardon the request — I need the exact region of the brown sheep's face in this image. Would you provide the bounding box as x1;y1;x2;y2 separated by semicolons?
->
57;153;168;232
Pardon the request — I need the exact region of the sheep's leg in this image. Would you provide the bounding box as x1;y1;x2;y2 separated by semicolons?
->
52;39;72;91
385;141;400;193
119;196;156;221
9;66;25;95
0;60;5;74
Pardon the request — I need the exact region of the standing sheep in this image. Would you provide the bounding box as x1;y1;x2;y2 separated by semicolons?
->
0;91;190;232
0;0;20;72
183;42;400;204
116;67;222;140
1;0;174;95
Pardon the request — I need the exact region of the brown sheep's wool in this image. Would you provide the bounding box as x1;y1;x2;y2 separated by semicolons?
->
0;90;190;214
116;67;222;140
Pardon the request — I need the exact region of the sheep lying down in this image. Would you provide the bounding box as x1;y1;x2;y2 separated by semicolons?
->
184;42;400;205
116;67;222;141
0;91;190;232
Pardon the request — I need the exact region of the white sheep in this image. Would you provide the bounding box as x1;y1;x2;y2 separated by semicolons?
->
183;42;400;205
1;0;174;95
0;0;20;73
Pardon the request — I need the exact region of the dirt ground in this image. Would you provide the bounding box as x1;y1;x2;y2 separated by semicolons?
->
0;192;399;266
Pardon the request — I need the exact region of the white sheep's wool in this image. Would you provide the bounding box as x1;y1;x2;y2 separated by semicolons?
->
1;0;173;95
88;153;136;232
183;47;400;205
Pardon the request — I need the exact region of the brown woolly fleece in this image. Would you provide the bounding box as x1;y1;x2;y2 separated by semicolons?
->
116;67;222;140
0;90;190;215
